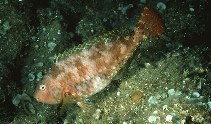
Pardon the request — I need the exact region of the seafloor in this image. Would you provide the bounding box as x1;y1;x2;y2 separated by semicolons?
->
0;0;210;124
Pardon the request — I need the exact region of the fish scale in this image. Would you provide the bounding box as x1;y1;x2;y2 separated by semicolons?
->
34;7;165;105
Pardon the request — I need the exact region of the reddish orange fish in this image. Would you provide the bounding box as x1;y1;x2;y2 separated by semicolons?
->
34;7;164;105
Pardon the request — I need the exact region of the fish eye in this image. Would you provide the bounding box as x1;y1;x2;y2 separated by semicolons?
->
39;84;46;90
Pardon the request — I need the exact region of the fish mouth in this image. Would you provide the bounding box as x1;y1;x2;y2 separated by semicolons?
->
34;90;60;104
34;91;42;102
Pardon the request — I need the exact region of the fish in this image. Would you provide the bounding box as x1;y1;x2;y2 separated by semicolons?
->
34;7;165;105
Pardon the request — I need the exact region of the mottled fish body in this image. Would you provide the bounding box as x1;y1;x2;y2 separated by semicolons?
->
34;7;164;104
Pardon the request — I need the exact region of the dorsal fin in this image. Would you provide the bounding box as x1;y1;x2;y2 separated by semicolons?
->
54;29;130;63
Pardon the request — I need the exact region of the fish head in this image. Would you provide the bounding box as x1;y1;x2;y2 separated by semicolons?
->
34;76;63;104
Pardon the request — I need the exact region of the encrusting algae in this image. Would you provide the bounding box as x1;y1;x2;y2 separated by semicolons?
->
34;7;165;105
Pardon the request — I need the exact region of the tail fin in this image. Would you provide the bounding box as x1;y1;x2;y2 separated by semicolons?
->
135;7;165;38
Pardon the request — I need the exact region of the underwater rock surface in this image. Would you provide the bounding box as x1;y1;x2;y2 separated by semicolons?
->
0;0;210;124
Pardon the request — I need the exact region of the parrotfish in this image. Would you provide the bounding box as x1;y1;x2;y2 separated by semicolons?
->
34;7;164;105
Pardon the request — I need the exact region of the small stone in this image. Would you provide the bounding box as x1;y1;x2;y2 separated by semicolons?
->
21;93;32;102
47;42;57;51
36;62;44;67
34;45;39;48
148;115;157;123
193;92;200;98
162;105;168;111
3;21;11;31
28;72;35;81
122;121;127;124
57;30;61;35
207;101;211;109
160;93;168;99
131;90;143;103
189;7;194;12
153;110;158;114
12;94;22;106
27;103;35;114
197;82;202;90
12;93;31;106
148;96;158;105
63;119;69;124
117;91;120;96
196;102;205;106
93;109;102;120
174;90;182;96
48;56;55;62
166;115;173;122
36;72;43;81
167;89;175;96
140;0;146;4
118;4;134;15
157;2;166;10
144;63;152;68
31;36;37;41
